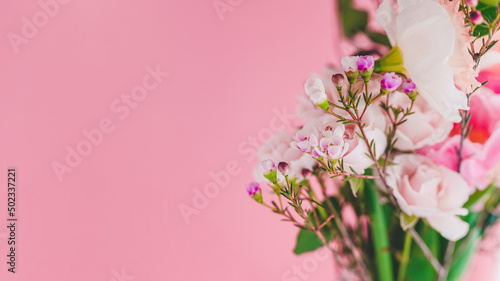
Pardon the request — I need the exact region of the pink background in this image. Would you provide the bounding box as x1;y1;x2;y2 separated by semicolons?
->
0;0;344;280
0;0;495;280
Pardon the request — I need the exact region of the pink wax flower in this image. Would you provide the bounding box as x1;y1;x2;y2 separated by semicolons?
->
357;56;374;82
380;72;402;92
246;182;261;196
291;106;387;174
402;79;416;94
357;56;374;72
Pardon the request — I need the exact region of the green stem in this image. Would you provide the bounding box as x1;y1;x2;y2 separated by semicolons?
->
397;231;412;281
365;183;394;281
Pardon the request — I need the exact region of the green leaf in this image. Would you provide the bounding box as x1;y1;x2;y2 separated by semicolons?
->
293;229;332;255
365;182;395;281
367;32;391;47
405;223;440;281
338;0;368;38
400;213;418;231
473;23;491;37
463;185;495;209
479;0;500;7
476;2;499;25
447;228;481;281
374;45;408;75
348;177;364;197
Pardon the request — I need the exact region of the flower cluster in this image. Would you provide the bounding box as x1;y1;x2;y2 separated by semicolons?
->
245;0;500;280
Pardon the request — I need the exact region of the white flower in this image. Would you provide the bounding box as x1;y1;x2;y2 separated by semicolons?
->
341;56;359;72
298;70;344;122
254;131;316;183
376;0;468;122
304;77;328;106
291;111;387;173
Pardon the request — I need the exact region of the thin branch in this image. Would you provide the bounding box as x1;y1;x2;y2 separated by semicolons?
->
408;227;444;274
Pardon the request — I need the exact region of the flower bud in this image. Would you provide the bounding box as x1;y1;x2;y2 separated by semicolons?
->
301;169;312;179
380;72;402;95
278;162;290;177
341;56;359;85
260;159;277;183
402;79;416;93
357;56;374;82
470;10;483;25
305;77;329;111
402;78;417;100
465;0;478;8
331;73;344;92
246;182;263;203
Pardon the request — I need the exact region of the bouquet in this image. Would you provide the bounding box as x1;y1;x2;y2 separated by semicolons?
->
246;0;500;280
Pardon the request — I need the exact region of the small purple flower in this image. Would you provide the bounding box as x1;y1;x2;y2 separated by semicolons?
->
465;0;478;8
381;72;402;92
278;162;289;176
246;182;260;196
470;10;483;25
356;56;374;72
402;79;416;94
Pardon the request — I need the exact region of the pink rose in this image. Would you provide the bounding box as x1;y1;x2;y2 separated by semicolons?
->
424;88;500;190
388;91;453;151
386;154;470;241
458;87;500;142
